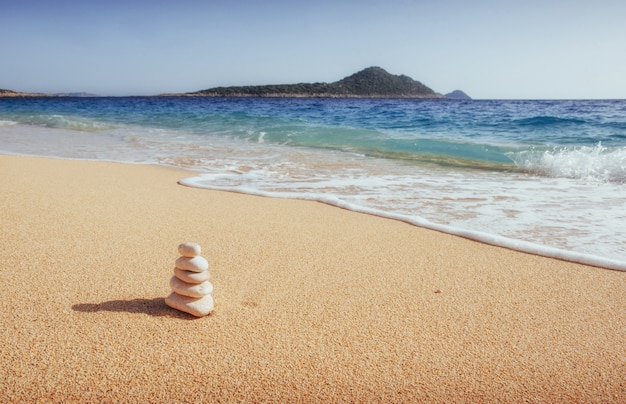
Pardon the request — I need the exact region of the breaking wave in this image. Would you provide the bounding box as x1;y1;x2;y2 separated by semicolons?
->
507;143;626;183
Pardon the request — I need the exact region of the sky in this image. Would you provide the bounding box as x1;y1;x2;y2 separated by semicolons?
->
1;0;625;99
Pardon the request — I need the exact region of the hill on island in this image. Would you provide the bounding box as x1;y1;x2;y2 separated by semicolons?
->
445;90;472;100
187;67;443;98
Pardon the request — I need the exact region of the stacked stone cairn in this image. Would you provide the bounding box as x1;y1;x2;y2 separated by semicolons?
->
165;242;214;317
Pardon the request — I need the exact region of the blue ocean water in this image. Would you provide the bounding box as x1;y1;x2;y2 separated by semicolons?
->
1;97;625;269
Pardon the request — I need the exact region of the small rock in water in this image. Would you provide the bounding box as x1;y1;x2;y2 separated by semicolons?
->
170;276;213;298
175;255;209;273
165;293;214;317
178;242;201;257
174;267;210;284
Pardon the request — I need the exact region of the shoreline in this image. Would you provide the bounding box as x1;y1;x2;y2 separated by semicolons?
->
6;150;624;271
179;175;626;272
1;154;624;402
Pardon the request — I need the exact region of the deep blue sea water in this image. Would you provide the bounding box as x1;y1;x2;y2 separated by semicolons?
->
1;97;625;269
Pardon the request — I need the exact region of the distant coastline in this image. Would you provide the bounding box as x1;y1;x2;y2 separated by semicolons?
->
0;89;50;98
1;67;472;99
0;89;98;98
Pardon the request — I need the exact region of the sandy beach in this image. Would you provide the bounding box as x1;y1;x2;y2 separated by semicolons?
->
1;154;624;402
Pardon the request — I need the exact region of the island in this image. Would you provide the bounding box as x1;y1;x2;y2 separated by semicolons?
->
180;67;449;99
445;90;472;100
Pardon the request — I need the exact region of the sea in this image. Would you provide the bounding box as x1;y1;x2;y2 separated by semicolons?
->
1;96;625;270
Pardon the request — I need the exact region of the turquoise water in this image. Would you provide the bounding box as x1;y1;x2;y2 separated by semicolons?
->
1;97;625;269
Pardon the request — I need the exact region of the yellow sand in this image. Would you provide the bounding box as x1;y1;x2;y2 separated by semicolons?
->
1;154;624;402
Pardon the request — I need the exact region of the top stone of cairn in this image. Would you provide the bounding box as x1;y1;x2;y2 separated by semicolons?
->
178;242;201;258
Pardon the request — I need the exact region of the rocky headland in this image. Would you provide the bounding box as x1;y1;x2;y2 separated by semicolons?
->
181;67;463;99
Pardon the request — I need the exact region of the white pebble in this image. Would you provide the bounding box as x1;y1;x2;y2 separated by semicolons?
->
169;276;213;298
178;242;201;257
174;267;210;284
165;293;214;317
175;255;209;273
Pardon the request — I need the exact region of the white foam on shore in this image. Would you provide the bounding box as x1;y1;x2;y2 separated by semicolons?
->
179;175;626;272
174;154;626;267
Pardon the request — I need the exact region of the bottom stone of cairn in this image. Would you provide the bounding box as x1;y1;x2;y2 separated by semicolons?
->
165;292;214;317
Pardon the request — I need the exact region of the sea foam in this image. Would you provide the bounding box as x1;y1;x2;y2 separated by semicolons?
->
179;173;626;272
507;143;626;183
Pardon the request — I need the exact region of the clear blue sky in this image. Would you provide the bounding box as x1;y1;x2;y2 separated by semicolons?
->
1;0;625;99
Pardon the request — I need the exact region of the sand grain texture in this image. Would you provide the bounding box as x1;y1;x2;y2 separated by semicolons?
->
0;155;624;402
